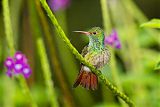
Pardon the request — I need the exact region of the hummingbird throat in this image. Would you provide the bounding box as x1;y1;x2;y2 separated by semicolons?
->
88;37;104;51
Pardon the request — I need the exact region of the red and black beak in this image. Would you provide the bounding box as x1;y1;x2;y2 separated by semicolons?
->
73;31;90;36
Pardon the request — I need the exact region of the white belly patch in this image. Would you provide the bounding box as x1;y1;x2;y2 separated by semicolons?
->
83;66;91;72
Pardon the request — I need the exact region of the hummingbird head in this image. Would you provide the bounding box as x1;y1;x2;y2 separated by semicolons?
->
74;27;105;51
88;27;104;41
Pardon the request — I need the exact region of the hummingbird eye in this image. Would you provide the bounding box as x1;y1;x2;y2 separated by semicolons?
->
92;32;97;35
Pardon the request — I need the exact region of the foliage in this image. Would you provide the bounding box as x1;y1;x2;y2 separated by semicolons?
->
141;19;160;29
141;18;160;71
0;0;159;107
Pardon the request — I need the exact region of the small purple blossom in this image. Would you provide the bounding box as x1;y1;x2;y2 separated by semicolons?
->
14;51;28;63
22;65;32;78
6;70;12;77
4;57;14;70
14;62;24;74
47;0;70;11
4;52;32;78
104;30;121;49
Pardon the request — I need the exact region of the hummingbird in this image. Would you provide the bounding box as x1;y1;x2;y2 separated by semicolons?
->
73;27;110;90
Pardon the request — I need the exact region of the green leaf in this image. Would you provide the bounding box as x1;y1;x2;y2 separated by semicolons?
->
154;61;160;71
140;19;160;29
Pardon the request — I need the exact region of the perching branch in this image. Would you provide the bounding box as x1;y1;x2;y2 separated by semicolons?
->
39;0;135;106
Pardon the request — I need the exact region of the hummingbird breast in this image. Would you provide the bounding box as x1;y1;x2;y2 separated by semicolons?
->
83;47;110;69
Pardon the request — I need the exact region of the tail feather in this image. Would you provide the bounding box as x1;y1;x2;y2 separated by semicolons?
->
91;74;97;90
73;71;84;88
85;74;90;89
80;72;88;87
73;69;98;90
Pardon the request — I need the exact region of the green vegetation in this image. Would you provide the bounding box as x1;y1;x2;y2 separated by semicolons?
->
0;0;159;107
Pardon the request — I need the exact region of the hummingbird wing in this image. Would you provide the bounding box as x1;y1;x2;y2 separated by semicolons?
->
73;46;98;90
81;46;88;57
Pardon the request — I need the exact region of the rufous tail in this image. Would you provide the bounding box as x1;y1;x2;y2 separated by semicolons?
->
73;70;98;90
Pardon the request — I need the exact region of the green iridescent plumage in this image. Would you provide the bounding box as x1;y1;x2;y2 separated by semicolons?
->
73;27;110;90
82;27;110;69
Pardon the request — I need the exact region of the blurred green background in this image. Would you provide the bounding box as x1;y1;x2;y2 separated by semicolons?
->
0;0;160;107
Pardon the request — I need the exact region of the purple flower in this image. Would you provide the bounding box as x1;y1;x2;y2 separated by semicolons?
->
4;57;14;70
104;30;121;49
22;65;32;78
6;70;13;77
14;62;24;74
4;52;32;78
47;0;70;11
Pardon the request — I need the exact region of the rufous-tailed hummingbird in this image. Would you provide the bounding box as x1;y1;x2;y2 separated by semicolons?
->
73;27;110;90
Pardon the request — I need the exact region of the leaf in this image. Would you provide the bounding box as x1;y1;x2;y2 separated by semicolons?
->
140;19;160;29
154;61;160;71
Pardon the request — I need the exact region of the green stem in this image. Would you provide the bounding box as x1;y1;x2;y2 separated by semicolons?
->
35;1;75;107
2;0;15;54
121;0;142;74
100;0;112;34
120;1;146;106
2;0;37;107
100;0;120;90
110;49;127;107
100;0;127;106
110;49;123;90
18;76;37;107
2;1;15;105
28;0;59;106
40;0;135;106
37;38;59;107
